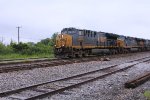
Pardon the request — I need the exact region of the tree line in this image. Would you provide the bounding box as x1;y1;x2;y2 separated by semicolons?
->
0;33;57;57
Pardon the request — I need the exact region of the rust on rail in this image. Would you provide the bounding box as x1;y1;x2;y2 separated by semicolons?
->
125;72;150;88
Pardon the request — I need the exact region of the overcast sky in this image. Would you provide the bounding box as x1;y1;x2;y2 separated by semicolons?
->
0;0;150;44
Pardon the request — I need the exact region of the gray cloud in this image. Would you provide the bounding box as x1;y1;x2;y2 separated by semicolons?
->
0;0;150;44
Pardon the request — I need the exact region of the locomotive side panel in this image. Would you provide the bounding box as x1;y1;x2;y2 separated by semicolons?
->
54;27;150;58
125;37;138;48
82;30;97;48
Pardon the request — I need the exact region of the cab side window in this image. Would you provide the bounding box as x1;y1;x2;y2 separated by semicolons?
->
79;31;82;35
94;32;96;37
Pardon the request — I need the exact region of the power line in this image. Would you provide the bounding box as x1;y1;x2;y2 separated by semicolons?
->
16;26;21;44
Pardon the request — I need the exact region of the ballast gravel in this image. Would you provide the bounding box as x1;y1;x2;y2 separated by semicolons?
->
47;62;150;100
0;52;150;100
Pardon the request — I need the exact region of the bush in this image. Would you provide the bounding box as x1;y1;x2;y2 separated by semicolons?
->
0;35;56;59
0;43;14;55
11;42;29;54
9;42;53;55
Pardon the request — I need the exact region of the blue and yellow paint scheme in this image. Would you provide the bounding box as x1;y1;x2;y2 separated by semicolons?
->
117;39;125;47
54;27;150;58
55;33;72;48
54;33;73;57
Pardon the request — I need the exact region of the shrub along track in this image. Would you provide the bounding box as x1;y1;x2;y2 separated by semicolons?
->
0;52;149;73
0;56;150;100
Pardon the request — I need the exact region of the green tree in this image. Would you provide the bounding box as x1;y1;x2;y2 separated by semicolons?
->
50;32;58;46
11;42;29;54
40;38;51;45
0;43;5;54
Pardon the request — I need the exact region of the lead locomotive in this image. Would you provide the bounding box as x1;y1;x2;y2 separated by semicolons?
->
54;28;150;58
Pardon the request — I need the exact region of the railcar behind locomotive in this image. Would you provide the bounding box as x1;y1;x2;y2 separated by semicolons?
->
54;28;150;58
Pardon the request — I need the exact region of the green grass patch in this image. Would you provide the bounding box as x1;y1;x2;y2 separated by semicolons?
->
144;91;150;100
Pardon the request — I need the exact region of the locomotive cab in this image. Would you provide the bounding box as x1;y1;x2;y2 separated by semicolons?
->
55;33;72;48
54;28;74;58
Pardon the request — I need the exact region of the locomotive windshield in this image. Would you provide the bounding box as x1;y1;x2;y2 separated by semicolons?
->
118;36;125;40
61;28;77;34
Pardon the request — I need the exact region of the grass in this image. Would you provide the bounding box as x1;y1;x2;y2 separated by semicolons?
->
144;91;150;100
0;53;54;60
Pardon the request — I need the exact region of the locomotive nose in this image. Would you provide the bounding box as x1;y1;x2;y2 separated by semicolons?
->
55;34;66;48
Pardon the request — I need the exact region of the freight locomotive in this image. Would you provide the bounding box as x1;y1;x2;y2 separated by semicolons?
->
54;27;150;58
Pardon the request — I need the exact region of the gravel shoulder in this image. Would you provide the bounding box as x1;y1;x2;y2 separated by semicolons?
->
0;52;150;100
48;62;150;100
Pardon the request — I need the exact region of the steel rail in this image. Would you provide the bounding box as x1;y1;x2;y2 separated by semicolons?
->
0;54;150;74
26;58;150;100
0;56;149;99
125;72;150;88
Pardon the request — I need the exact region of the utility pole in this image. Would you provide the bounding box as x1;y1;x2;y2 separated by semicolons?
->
2;37;3;43
16;26;21;44
0;37;4;43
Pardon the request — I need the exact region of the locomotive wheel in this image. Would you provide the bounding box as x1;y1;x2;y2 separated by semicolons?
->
124;49;126;54
115;50;118;54
112;50;116;55
82;53;86;57
84;52;88;57
68;55;73;58
122;49;125;54
125;49;127;54
75;54;79;58
78;54;83;58
126;49;129;53
79;51;83;58
109;49;115;55
109;50;113;55
81;51;87;57
120;49;123;54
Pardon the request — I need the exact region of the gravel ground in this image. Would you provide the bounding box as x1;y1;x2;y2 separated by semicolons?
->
0;52;150;100
47;61;150;100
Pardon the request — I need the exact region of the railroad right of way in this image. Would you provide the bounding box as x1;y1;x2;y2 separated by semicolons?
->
0;55;150;100
0;52;149;73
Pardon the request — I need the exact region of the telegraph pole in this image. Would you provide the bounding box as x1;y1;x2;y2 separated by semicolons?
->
16;26;21;44
0;37;4;43
2;37;3;43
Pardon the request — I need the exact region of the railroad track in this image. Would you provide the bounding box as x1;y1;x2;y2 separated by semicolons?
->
125;72;150;88
0;58;57;66
0;56;150;100
0;56;104;73
0;52;149;73
0;57;50;62
0;55;118;73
